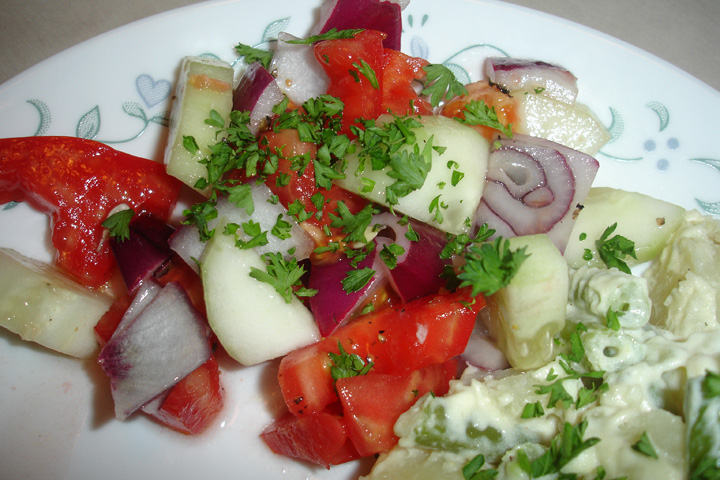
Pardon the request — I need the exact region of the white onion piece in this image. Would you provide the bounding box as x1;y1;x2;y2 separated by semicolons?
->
233;62;285;135
309;0;403;50
98;282;211;420
475;134;599;253
112;278;163;338
485;57;578;105
169;182;315;272
271;33;329;106
461;324;510;372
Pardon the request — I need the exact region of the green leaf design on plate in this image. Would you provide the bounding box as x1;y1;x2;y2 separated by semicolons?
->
262;17;291;42
77;105;101;139
26;99;51;136
646;101;670;132
606;107;624;144
122;101;148;121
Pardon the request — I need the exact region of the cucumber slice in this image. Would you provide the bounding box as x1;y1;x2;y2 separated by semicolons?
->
334;115;489;235
564;187;686;269
485;234;568;369
164;56;234;194
200;229;319;366
0;248;113;358
515;93;610;155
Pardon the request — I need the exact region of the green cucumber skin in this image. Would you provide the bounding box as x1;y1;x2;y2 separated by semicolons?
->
564;187;686;269
164;56;234;194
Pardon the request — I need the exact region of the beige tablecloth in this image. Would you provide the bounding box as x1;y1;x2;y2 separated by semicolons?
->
1;0;719;91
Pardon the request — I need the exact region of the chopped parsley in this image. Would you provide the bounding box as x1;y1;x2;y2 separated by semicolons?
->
462;454;499;479
234;42;274;69
329;341;374;383
595;223;637;274
342;267;376;293
102;208;135;242
456;234;530;296
249;252;317;303
421;64;468;107
518;420;600;477
457;99;513;137
286;28;364;45
631;431;658;459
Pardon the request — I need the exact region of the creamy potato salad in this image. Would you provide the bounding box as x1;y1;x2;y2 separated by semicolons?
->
363;209;720;479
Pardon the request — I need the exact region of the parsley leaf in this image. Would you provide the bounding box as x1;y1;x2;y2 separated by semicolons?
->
421;64;468;107
595;223;637;274
342;267;376;293
235;42;274;69
329;341;373;383
458;99;513;137
521;401;546;419
462;454;499;480
384;136;435;205
457;236;530;296
286;28;364;45
249;252;317;303
520;420;600;477
102;209;135;242
329;202;376;243
632;432;658;459
352;59;380;89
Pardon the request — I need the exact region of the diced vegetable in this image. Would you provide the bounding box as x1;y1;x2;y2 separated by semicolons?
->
271;32;330;107
200;228;319;365
335;115;489;235
232;62;285;135
475;134;599;253
337;359;457;457
98;281;212;420
311;0;403;50
564;187;686;269
261;410;361;469
484;234;568;369
484;57;579;105
0;136;182;288
0;247;113;358
164;56;234;193
278;288;484;417
147;356;224;435
514;93;610;155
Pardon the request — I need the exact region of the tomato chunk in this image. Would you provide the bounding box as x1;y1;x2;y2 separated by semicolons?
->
149;356;224;435
314;29;386;136
380;48;432;116
261;410;360;469
0;136;182;288
337;359;457;457
278;288;484;417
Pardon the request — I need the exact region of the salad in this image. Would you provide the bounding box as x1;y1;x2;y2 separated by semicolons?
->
1;0;720;478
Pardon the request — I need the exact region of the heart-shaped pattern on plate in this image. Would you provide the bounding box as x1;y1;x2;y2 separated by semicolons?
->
136;74;171;108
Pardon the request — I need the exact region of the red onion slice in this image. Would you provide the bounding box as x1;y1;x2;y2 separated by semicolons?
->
485;57;578;105
475;134;599;253
310;0;403;50
98;281;211;420
372;213;450;303
233;62;285;135
308;242;387;337
271;33;330;106
109;214;175;293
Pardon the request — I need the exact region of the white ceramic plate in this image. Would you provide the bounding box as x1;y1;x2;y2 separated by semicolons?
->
1;0;719;478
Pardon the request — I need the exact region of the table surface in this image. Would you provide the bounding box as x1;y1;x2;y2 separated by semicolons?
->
1;0;719;92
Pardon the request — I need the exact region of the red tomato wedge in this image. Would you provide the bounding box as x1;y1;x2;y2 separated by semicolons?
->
149;356;224;435
337;359;457;457
260;126;368;245
314;29;386;136
261;410;361;469
314;30;434;136
380;49;433;116
0;136;182;288
278;288;484;417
